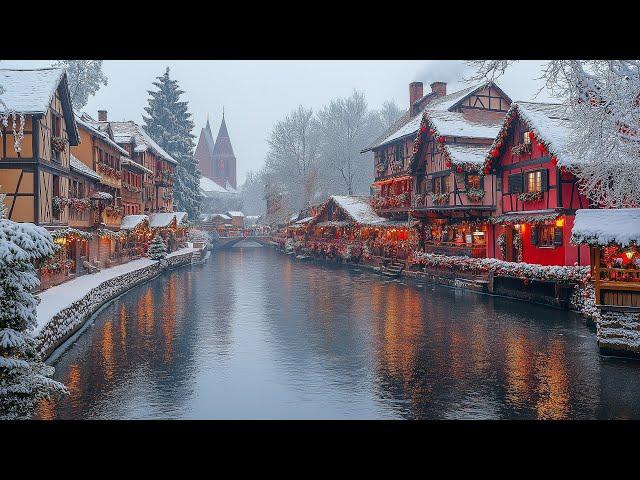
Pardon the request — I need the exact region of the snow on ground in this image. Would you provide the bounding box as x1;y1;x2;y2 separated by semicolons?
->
34;247;197;336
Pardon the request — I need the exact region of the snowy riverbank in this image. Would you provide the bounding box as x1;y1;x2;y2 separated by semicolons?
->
34;247;198;359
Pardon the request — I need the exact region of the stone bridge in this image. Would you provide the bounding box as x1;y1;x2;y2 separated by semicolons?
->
214;235;274;249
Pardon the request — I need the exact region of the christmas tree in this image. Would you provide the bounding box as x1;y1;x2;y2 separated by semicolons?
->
142;67;202;220
0;213;67;419
148;233;167;260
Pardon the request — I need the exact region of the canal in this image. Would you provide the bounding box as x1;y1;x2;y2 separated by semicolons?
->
37;246;640;419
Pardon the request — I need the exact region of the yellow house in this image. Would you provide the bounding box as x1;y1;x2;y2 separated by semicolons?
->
0;68;79;225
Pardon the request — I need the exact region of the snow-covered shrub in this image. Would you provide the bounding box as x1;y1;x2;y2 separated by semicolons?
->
148;234;167;260
0;219;67;419
285;238;295;253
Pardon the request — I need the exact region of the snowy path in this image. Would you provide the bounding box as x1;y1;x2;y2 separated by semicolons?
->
34;248;197;336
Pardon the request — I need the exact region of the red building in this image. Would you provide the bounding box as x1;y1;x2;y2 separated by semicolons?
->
483;101;591;266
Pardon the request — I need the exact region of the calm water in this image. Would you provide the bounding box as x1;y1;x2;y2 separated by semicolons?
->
37;246;640;419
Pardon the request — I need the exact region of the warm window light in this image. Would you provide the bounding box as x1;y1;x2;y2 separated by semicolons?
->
556;217;564;227
54;237;67;245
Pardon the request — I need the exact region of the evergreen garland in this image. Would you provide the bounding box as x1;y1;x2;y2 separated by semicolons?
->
142;67;202;220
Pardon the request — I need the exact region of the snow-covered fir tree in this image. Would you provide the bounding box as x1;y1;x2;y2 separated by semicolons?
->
148;233;168;260
53;60;108;109
0;216;67;419
143;68;202;220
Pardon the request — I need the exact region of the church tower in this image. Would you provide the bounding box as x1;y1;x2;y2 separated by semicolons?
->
211;110;237;190
194;117;215;179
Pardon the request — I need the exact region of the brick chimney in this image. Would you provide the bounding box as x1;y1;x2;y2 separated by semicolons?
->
98;110;107;121
409;82;424;116
430;82;447;97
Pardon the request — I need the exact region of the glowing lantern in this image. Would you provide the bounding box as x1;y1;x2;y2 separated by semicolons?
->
437;136;446;144
490;148;499;158
626;250;635;260
555;217;564;227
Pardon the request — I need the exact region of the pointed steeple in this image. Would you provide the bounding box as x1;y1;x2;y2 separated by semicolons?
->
211;111;237;190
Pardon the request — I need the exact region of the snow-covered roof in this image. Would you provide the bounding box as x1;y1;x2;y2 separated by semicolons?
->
226;211;244;217
199;176;230;195
427;110;503;140
446;144;493;165
295;216;314;224
174;212;188;225
203;213;231;221
424;84;482;111
224;180;238;194
96;120;177;165
90;191;113;201
571;208;640;247
0;68;79;145
75;113;130;156
70;155;101;181
149;212;177;228
120;157;153;175
330;195;386;225
484;101;577;169
514;101;576;165
0;68;64;114
369;81;500;150
120;215;149;230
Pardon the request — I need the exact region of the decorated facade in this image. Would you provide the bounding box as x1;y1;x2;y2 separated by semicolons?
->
408;81;511;258
482;101;591;266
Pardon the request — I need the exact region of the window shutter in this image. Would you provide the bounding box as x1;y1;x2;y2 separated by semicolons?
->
553;227;563;246
541;169;549;191
508;173;523;193
531;227;538;246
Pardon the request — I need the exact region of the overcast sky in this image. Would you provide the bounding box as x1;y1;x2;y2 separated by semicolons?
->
3;60;556;185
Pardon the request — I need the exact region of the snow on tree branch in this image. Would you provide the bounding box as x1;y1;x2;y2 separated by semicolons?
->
471;60;640;207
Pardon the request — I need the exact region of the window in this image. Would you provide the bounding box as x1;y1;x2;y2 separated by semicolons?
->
539;225;555;247
432;176;450;194
532;225;563;248
466;174;481;190
51;113;61;137
526;171;542;192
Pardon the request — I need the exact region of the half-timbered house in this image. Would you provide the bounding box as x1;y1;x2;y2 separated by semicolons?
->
87;111;177;214
409;81;511;258
362;81;447;222
482;101;591;266
71;113;133;229
0;68;79;226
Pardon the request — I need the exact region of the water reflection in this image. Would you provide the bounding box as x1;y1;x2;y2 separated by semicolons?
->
37;248;640;419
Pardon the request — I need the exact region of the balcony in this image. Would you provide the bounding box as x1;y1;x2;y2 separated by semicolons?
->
372;193;411;212
154;171;175;186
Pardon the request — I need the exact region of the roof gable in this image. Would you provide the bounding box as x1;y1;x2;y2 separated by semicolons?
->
482;101;576;172
366;81;507;153
312;195;386;226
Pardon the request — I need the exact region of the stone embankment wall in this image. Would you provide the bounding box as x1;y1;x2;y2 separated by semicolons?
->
36;251;195;359
597;307;640;357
